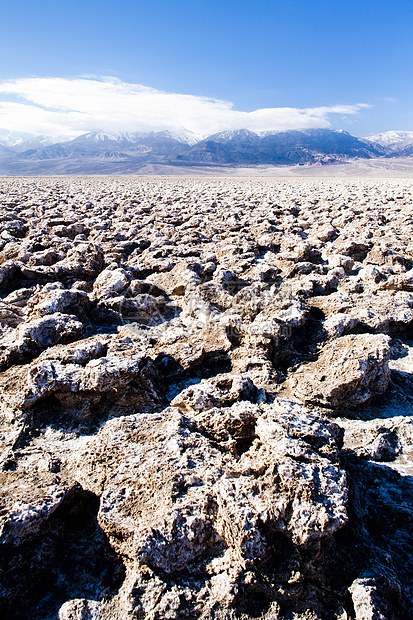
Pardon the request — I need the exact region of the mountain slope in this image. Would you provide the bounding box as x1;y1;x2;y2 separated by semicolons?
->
181;129;385;165
363;131;413;158
0;127;411;174
13;131;192;162
364;130;413;148
0;144;12;156
0;130;72;153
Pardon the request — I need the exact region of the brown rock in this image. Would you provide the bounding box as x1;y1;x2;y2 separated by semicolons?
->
288;334;391;408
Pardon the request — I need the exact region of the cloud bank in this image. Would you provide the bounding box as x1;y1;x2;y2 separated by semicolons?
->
0;77;369;139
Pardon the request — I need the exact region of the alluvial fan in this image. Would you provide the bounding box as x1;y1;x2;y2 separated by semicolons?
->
0;176;413;620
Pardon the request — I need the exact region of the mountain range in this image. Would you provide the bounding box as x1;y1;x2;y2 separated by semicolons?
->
1;128;413;174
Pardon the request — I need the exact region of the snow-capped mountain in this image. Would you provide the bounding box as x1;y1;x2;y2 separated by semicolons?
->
0;129;73;152
10;131;195;162
153;129;202;145
364;130;413;149
182;129;385;165
363;131;413;157
204;129;258;143
74;128;201;146
0;127;412;174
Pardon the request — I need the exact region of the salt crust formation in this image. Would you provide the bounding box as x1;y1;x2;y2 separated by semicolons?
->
0;177;413;619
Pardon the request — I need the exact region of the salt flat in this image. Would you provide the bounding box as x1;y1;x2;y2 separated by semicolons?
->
0;177;413;619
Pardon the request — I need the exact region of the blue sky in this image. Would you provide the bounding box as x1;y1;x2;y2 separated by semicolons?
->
1;0;412;137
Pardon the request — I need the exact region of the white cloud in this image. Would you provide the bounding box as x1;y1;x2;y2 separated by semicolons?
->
0;76;370;139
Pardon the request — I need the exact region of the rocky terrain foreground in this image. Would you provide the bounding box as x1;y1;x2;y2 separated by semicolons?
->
0;176;413;620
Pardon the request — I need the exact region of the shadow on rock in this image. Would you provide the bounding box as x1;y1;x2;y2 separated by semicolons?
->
333;450;413;619
0;485;126;620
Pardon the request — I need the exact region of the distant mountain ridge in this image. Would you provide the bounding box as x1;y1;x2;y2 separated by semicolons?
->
181;128;385;165
0;128;412;174
362;131;413;158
